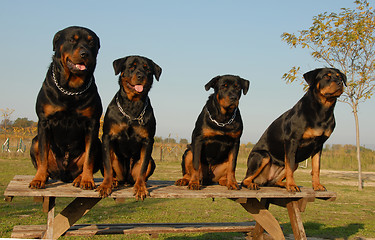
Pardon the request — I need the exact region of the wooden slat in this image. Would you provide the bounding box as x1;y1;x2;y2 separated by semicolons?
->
12;222;255;238
4;175;337;200
47;197;101;239
287;200;307;240
44;197;56;239
240;198;285;240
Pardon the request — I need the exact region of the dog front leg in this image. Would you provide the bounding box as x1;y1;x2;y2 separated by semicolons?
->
311;149;326;191
97;134;114;197
29;123;49;189
284;140;300;192
223;141;240;190
189;139;202;190
132;139;153;201
73;131;96;190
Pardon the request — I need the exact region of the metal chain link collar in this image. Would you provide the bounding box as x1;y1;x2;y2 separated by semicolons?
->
52;64;92;96
205;107;238;127
116;93;149;125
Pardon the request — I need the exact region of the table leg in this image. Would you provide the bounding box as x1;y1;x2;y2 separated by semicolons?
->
286;200;307;240
42;197;101;239
252;199;271;239
43;197;56;239
239;198;285;240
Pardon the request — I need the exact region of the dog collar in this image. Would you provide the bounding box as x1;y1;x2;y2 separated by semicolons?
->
205;107;238;127
52;64;93;96
116;93;149;125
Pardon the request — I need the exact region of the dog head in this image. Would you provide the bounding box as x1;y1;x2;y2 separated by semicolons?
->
205;75;250;113
113;56;162;101
303;68;346;104
52;26;100;88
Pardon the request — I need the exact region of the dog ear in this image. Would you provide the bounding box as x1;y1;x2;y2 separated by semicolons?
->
53;31;62;52
332;68;347;87
205;76;221;91
239;77;250;95
303;68;322;87
113;57;128;75
91;32;100;50
152;61;162;81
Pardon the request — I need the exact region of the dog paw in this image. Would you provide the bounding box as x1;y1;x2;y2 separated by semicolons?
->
286;184;301;192
72;175;82;187
29;179;46;189
313;183;327;191
227;181;240;190
80;180;96;190
73;176;96;190
96;184;113;198
175;178;189;186
242;182;259;190
133;183;149;201
188;181;201;190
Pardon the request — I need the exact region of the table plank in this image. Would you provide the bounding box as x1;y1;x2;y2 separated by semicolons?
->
12;222;255;239
4;175;337;200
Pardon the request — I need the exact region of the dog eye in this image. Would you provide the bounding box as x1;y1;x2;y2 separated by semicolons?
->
129;63;137;71
143;64;151;72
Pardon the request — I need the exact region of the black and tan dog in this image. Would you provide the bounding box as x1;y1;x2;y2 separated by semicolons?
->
29;26;102;190
97;56;161;200
242;68;346;192
175;75;249;190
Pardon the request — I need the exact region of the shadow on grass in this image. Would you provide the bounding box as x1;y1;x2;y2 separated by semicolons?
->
163;232;246;240
286;222;365;239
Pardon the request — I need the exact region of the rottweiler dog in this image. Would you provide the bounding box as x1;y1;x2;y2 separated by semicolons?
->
97;56;161;200
242;68;346;192
29;26;102;190
175;75;249;190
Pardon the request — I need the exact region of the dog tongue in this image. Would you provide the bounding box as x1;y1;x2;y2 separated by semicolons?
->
75;64;86;71
134;85;144;92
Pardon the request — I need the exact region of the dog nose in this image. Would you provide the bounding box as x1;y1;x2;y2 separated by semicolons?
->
137;72;145;80
230;95;238;102
80;49;89;58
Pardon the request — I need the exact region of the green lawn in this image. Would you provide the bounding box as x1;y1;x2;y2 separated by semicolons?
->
1;157;375;239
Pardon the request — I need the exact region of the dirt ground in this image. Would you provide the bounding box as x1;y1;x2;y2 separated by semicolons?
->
300;169;375;187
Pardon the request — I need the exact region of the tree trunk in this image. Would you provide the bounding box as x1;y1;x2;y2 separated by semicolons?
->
353;107;363;190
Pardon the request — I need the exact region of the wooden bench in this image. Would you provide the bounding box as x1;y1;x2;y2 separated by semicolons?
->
4;175;336;239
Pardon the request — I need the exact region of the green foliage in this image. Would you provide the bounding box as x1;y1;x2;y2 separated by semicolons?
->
13;118;35;128
281;0;375;106
179;138;189;144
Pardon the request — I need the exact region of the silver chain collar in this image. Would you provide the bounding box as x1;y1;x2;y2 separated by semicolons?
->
52;64;92;96
206;107;238;127
116;94;149;125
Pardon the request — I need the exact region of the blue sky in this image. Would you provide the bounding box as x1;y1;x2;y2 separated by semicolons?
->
0;1;374;148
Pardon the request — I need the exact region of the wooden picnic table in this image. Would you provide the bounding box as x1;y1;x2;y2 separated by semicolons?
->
4;175;336;239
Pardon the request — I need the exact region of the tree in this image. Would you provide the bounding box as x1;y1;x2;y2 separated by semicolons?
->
281;0;375;190
13;118;35;128
0;108;15;139
179;138;189;144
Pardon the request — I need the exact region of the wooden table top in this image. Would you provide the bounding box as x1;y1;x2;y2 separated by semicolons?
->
4;175;336;200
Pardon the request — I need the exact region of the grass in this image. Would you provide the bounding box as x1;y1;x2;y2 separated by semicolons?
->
1;155;375;239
